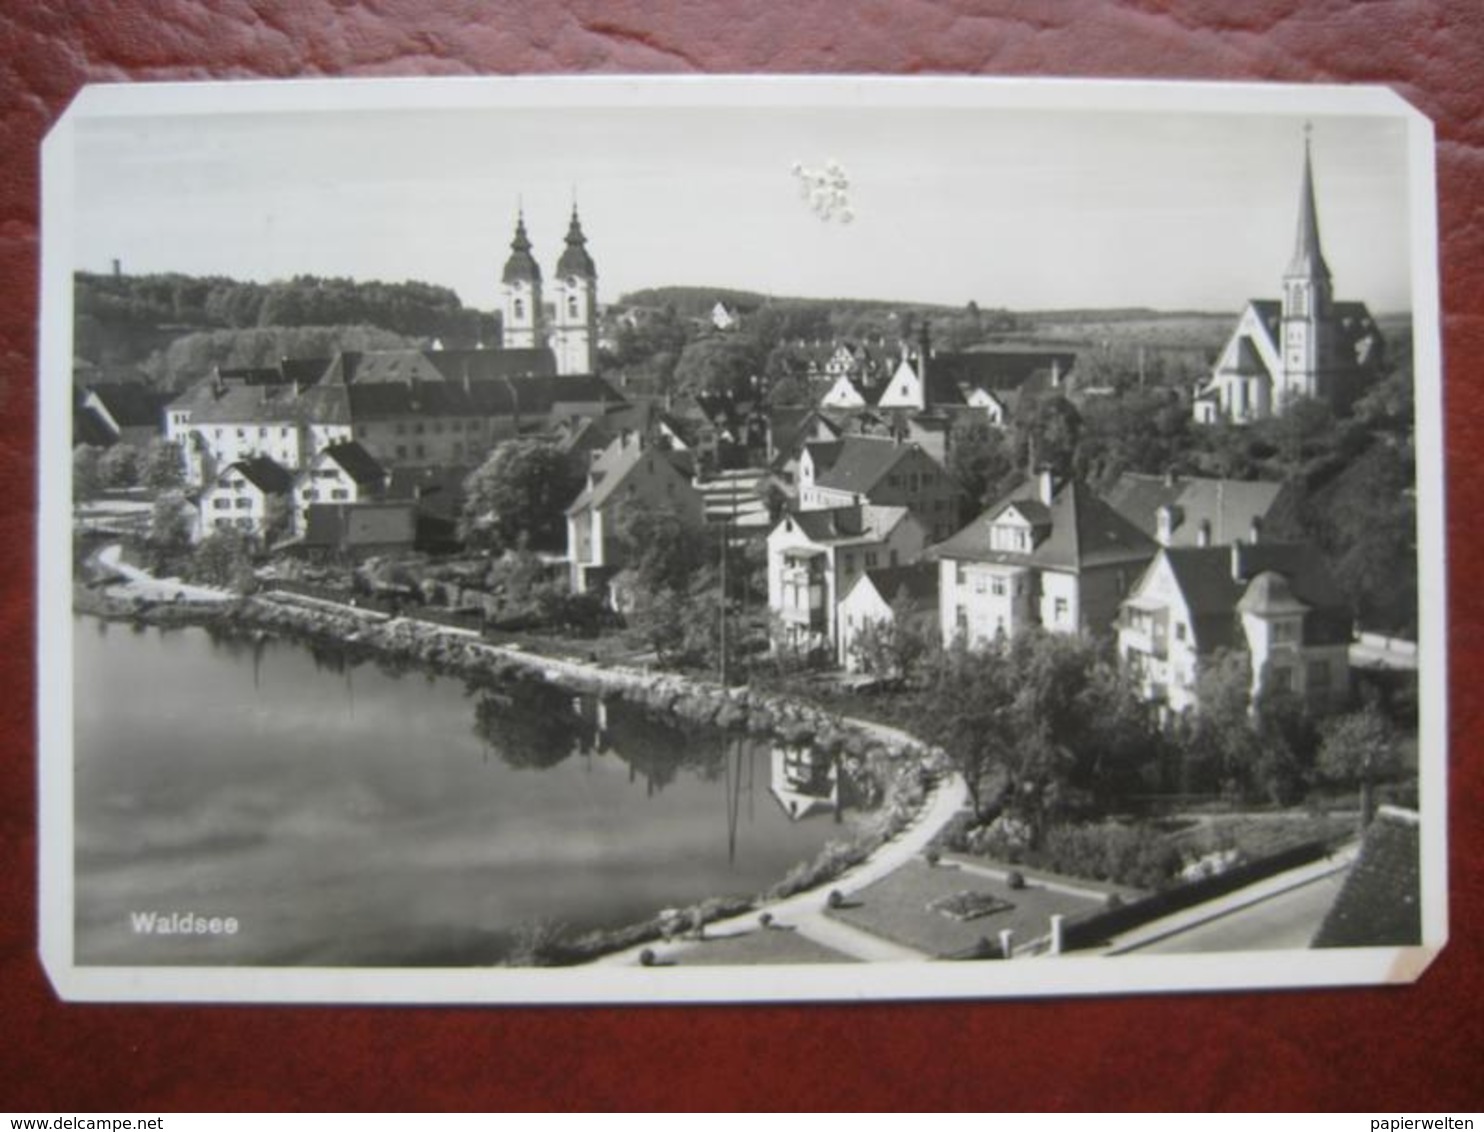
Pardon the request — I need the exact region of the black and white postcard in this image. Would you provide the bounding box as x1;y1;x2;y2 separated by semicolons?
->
38;76;1445;1003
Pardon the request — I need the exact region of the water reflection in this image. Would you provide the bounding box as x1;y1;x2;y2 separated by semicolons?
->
74;620;862;967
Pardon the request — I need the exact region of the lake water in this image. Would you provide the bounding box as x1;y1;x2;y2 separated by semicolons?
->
73;618;854;966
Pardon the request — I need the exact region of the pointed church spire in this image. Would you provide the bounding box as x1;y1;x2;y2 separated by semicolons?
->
1286;126;1332;282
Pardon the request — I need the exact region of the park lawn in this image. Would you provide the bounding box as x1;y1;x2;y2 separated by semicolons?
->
673;927;857;966
826;858;1111;959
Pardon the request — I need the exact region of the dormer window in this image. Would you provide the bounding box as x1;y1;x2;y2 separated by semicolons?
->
990;523;1032;553
514;298;525;319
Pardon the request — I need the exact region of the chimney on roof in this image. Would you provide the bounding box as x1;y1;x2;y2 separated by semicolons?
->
1163;468;1176;489
111;258;122;278
1037;468;1054;506
1249;515;1263;545
1155;504;1182;547
1231;542;1247;581
1050;358;1062;389
1197;518;1212;548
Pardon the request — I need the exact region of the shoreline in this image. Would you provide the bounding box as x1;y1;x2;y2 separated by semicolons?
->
74;579;965;966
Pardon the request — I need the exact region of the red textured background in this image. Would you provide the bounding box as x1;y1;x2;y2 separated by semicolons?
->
2;1;1481;1113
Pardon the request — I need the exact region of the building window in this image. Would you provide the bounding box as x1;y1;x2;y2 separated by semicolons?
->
865;551;878;568
843;552;856;576
396;445;407;459
236;497;251;510
331;489;348;501
259;427;267;438
567;295;578;318
991;576;1006;597
1174;623;1186;642
1270;665;1293;693
1273;620;1298;645
1307;660;1331;689
956;563;967;588
1054;597;1069;623
514;299;524;319
213;498;230;511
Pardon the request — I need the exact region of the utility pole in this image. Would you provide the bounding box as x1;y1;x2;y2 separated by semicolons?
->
718;509;729;688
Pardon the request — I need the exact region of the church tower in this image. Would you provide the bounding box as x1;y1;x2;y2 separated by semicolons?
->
550;205;598;375
501;211;544;350
1279;131;1336;404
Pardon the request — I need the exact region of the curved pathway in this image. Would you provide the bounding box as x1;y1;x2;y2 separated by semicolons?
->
95;542;232;604
593;765;969;966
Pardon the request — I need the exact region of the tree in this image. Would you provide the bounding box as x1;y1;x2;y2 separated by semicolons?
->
150;490;196;553
1011;394;1081;479
189;530;254;589
1180;648;1260;797
947;416;1017;520
97;443;143;489
847;589;936;685
672;335;765;401
73;445;102;502
1318;701;1405;826
608;503;712;596
459;441;583;553
142;438;186;491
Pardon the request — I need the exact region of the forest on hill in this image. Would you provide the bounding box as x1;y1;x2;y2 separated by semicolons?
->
74;272;501;382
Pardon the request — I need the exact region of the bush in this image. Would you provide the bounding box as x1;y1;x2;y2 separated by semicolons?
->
826;889;845;910
1006;870;1026;891
639;948;657;967
1039;823;1183;891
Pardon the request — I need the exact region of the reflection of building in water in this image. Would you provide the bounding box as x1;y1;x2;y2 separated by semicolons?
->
769;743;839;820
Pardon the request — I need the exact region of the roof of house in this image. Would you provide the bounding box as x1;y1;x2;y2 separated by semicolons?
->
777;504;913;547
221;455;295;495
302;502;417;549
343;372;624;422
1159;541;1352;651
328;347;558;385
169;376;305;425
295;381;352;425
385;464;471;522
87;383;173;430
565;436;693;516
927;349;1077;396
1312;807;1421;948
317;440;386;487
933;475;1156;572
1105;473;1286;547
812;436;937;497
852;561;940;611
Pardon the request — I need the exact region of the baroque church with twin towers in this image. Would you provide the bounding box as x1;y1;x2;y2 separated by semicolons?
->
498;206;599;378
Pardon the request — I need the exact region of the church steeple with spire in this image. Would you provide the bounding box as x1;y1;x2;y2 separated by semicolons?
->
1279;128;1337;402
501;210;545;350
551;203;598;375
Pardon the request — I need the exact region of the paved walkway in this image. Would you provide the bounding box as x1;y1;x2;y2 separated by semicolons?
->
95;543;233;604
593;765;969;966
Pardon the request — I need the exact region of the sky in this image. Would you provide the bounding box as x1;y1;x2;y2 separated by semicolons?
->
68;86;1418;315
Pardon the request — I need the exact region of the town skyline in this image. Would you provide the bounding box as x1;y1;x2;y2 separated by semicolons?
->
72;100;1414;317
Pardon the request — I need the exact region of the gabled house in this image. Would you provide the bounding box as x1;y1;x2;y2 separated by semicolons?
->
837;561;940;671
819;372;870;410
292;441;389;534
300;501;418;556
198;455;295;541
766;504;927;656
1104;471;1287;548
796;434;959;542
1116;540;1352;718
166;372;310;486
564;433;705;594
874;334;1075;424
935;471;1157;648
